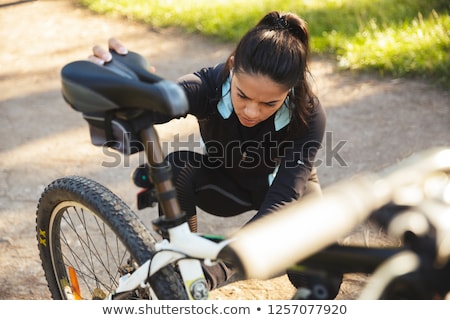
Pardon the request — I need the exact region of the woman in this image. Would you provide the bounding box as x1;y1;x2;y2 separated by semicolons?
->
91;11;326;291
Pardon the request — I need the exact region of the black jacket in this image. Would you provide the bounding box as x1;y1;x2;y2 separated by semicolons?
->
161;63;326;216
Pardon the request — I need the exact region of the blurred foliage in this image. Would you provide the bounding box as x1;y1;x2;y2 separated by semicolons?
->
79;0;449;89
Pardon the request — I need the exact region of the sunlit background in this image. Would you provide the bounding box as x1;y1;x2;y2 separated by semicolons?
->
79;0;449;89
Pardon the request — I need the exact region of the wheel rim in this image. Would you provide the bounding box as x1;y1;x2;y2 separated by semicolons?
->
48;201;134;300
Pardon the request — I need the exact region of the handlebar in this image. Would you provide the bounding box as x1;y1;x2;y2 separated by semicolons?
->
221;147;450;280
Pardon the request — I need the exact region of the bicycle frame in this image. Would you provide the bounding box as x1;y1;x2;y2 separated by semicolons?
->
115;140;450;300
113;118;450;300
113;125;231;300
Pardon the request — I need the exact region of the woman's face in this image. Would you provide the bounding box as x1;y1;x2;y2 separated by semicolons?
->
231;71;289;127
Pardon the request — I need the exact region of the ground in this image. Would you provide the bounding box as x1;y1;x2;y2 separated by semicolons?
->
0;0;448;300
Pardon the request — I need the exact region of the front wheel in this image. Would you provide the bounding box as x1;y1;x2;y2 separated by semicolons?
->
36;175;188;300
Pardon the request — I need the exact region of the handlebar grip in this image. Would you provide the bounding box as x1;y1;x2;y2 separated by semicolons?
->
223;147;450;280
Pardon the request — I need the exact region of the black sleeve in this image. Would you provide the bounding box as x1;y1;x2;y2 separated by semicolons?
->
175;65;223;119
150;65;222;124
257;100;327;217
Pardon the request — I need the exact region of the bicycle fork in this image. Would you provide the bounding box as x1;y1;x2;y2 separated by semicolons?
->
114;221;230;299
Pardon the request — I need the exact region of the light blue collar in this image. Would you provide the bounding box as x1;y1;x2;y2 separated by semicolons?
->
274;98;291;131
217;76;291;131
217;76;234;119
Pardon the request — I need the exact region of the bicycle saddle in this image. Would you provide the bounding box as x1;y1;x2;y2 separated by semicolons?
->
61;50;189;117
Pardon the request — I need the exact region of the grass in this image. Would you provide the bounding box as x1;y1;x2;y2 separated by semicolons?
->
78;0;449;89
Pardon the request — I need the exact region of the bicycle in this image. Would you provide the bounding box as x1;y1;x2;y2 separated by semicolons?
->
35;50;450;300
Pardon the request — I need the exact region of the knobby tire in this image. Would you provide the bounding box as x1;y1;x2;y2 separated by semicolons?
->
35;176;188;300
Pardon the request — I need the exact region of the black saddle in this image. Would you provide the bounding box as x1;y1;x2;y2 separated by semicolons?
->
61;50;188;116
60;51;189;154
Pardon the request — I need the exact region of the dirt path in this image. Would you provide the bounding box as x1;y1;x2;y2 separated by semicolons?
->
0;0;448;300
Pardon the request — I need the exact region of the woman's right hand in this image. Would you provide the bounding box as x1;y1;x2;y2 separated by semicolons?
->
88;37;128;65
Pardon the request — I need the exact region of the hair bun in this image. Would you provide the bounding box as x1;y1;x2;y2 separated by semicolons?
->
276;16;289;29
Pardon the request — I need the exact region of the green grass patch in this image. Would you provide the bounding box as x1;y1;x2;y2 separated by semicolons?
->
78;0;449;89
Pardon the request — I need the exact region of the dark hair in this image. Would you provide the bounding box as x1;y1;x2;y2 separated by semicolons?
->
222;11;316;130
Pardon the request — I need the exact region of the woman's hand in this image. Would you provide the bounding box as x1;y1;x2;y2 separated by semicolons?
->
87;38;155;72
88;38;128;65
